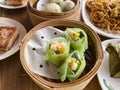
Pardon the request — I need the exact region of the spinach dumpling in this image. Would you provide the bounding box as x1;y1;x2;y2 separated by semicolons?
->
44;37;70;66
65;28;88;52
57;50;86;81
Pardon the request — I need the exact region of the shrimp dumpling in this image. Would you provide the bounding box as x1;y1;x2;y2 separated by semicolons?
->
57;50;86;81
60;0;75;11
65;28;88;52
44;37;70;66
45;3;62;13
49;0;63;5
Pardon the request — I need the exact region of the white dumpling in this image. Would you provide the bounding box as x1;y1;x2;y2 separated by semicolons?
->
45;3;62;13
60;0;75;11
49;0;63;4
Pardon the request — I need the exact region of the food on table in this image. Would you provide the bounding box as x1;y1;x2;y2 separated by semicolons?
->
49;0;63;5
0;26;19;51
57;50;86;81
44;37;70;66
5;0;26;6
36;0;75;12
45;3;62;13
86;0;120;33
60;0;75;12
65;28;88;52
44;27;88;82
106;42;120;78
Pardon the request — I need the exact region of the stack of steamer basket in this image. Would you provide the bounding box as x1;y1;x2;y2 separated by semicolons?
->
27;0;81;26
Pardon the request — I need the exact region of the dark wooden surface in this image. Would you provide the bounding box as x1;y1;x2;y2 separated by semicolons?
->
0;7;103;90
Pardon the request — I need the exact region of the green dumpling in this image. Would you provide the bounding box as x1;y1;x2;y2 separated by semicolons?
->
65;28;88;52
44;37;70;66
57;50;86;82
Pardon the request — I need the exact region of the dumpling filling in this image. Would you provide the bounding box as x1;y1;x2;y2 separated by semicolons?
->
50;41;65;54
68;52;81;71
68;31;84;41
57;51;86;81
44;37;70;66
65;28;88;52
68;57;79;71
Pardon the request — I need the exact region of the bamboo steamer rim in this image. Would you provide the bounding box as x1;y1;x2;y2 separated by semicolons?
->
27;4;81;26
27;2;80;20
27;4;50;20
20;19;103;88
28;0;80;18
27;3;50;19
27;1;80;19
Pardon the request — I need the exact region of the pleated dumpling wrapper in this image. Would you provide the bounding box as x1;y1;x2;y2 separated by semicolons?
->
57;50;86;81
106;42;120;78
65;28;88;52
44;37;70;66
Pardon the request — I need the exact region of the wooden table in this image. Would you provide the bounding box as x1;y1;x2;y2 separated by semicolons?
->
0;7;103;90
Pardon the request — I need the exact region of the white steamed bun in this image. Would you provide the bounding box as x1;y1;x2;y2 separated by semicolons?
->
49;0;63;4
45;3;62;13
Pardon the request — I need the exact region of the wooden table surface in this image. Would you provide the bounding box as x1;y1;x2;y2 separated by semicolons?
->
0;7;104;90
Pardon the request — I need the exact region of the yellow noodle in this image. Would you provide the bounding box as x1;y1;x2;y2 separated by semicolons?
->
86;0;120;34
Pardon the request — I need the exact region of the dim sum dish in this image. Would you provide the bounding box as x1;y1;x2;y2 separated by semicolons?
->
82;0;120;38
65;28;88;52
20;19;103;90
45;37;70;66
0;26;19;51
44;27;87;81
35;0;75;13
106;42;120;78
0;0;28;9
5;0;26;6
0;17;26;60
97;39;120;90
28;0;81;24
58;50;86;82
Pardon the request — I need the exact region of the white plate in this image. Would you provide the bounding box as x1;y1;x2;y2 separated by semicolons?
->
0;0;28;9
0;17;27;60
97;39;120;90
82;0;120;38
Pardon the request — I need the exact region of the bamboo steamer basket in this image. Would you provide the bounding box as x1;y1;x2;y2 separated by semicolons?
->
27;4;81;26
27;0;81;26
27;5;50;25
28;0;80;18
20;19;103;90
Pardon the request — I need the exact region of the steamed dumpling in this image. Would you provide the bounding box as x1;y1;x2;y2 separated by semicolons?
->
49;0;63;5
60;0;75;12
44;37;70;66
45;3;62;13
57;50;86;81
65;28;88;52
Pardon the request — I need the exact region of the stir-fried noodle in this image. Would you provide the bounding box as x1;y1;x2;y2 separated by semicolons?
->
86;0;120;33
